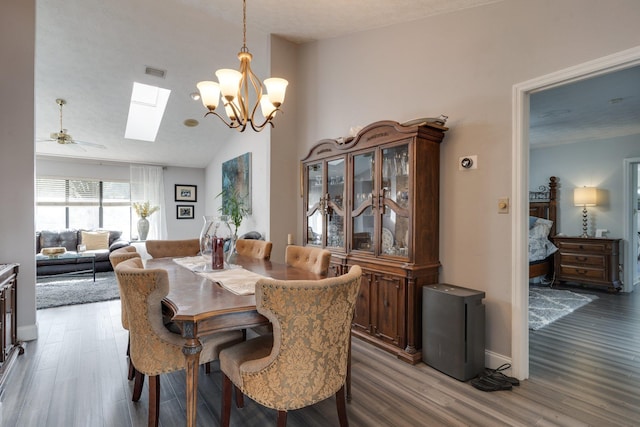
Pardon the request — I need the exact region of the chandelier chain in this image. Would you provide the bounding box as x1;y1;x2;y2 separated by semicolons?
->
241;0;248;53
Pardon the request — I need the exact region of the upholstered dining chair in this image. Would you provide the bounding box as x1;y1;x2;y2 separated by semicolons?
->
115;257;244;427
219;265;362;427
284;245;332;276
109;246;142;381
145;238;200;259
235;239;273;260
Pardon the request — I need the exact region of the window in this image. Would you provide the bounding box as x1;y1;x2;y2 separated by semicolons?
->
36;178;131;238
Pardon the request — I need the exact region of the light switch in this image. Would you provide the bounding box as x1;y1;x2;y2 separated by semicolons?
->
498;197;509;214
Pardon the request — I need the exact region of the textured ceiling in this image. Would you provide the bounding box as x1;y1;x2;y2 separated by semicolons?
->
34;0;639;168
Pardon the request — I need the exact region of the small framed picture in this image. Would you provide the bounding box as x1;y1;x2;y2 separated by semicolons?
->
175;184;197;202
176;205;194;219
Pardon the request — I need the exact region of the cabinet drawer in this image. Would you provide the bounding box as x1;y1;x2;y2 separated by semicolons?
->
558;253;605;267
558;265;606;281
556;241;608;253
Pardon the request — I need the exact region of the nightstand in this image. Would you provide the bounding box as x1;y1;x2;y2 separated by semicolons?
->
552;236;621;292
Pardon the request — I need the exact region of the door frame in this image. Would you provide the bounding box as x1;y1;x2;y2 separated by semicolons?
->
511;46;640;379
623;157;640;292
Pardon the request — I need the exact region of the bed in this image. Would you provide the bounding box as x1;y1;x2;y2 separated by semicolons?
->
529;176;558;279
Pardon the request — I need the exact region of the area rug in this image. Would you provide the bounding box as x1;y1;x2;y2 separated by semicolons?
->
36;272;119;309
529;287;598;330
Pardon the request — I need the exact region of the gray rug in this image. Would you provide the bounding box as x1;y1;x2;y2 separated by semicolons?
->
36;272;119;309
529;287;598;330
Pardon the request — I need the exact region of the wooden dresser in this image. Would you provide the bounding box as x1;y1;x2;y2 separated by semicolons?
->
552;237;621;292
0;263;22;395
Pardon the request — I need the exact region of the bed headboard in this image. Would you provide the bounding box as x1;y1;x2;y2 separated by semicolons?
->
529;176;558;237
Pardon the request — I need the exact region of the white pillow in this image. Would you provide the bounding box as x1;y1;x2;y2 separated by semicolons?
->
81;231;110;250
529;218;553;239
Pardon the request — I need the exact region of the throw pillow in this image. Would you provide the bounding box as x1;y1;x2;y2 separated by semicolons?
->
81;230;110;250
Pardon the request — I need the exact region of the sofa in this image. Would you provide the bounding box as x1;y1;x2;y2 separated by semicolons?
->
36;229;130;276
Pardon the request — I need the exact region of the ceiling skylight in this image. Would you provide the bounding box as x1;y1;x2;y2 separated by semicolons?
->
124;82;171;142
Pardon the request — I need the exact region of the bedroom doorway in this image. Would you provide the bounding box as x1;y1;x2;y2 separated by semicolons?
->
512;46;640;379
623;159;640;290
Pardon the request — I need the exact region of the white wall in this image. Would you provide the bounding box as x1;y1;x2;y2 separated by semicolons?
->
36;157;205;239
1;0;37;340
292;0;640;358
531;135;640;240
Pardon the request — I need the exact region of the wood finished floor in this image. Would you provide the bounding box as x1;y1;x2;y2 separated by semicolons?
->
2;284;639;427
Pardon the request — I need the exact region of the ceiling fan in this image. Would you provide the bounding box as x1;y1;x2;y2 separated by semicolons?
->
41;99;106;149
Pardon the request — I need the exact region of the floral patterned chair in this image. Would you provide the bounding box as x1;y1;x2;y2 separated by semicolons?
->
235;239;273;260
109;247;143;382
284;245;331;276
219;265;362;427
115;257;243;427
145;238;200;259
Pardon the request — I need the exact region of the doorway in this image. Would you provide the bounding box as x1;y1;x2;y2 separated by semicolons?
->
511;46;640;379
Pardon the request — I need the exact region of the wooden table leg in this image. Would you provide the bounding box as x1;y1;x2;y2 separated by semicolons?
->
182;322;202;427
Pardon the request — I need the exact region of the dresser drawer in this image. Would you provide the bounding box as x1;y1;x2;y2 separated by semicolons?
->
558;265;606;281
558;253;605;267
555;240;609;253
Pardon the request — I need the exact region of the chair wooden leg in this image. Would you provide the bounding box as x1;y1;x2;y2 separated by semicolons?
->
148;375;160;427
221;373;233;427
336;385;349;427
132;370;145;402
235;385;244;408
277;410;288;427
346;335;352;402
127;335;135;381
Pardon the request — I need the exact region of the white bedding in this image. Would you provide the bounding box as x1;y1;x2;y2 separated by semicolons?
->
529;217;558;262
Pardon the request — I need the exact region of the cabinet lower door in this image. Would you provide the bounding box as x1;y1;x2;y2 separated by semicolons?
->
372;273;405;348
352;273;372;334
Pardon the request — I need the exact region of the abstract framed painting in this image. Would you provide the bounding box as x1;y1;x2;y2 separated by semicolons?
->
221;152;251;213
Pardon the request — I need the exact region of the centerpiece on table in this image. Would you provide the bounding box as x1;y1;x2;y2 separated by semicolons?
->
132;201;159;240
216;188;249;261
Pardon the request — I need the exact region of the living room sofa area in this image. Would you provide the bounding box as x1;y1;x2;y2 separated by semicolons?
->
36;229;130;276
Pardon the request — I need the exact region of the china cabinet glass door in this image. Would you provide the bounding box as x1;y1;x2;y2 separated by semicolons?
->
326;158;345;249
304;158;345;249
351;151;375;253
305;163;323;245
379;144;410;257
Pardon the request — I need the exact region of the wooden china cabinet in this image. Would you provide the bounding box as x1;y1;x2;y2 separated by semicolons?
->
301;120;447;364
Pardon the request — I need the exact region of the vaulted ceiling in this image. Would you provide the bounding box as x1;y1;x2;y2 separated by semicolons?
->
34;0;639;168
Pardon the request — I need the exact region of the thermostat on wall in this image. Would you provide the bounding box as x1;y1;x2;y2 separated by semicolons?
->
459;155;478;170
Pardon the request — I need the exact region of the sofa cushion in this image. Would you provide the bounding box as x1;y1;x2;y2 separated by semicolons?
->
81;230;110;250
40;229;79;252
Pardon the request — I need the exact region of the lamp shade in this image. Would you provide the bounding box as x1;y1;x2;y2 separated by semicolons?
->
196;81;220;112
574;186;597;206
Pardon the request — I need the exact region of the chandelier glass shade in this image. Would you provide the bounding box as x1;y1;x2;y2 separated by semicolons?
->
197;0;288;132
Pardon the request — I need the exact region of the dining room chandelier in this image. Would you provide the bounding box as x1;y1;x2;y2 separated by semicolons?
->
196;0;288;132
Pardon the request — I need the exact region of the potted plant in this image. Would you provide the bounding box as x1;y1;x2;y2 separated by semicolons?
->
216;188;249;256
132;201;159;240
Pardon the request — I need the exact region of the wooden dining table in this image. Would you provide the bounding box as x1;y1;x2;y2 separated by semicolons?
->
146;255;325;427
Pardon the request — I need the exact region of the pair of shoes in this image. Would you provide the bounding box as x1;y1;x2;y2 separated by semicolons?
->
482;363;520;386
470;375;512;392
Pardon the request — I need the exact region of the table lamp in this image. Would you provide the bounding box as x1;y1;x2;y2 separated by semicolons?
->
574;186;597;238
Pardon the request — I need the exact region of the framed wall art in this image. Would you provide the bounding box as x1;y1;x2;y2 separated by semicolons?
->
176;205;194;219
222;152;252;213
175;184;197;202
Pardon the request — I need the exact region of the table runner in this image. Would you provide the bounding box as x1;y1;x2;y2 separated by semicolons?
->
172;256;264;295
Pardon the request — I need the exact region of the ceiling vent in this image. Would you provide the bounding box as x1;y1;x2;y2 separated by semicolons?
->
145;66;166;79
